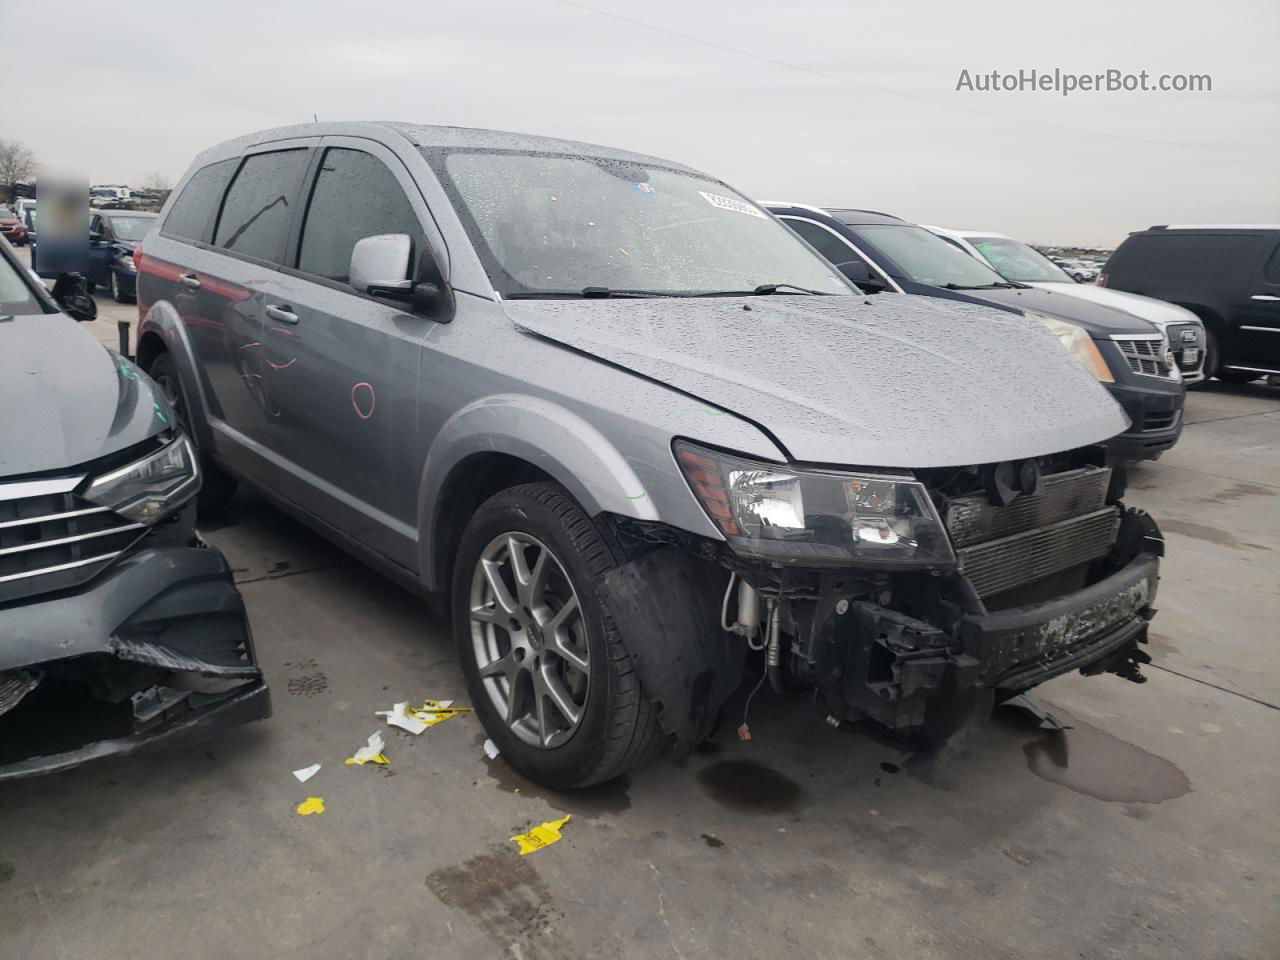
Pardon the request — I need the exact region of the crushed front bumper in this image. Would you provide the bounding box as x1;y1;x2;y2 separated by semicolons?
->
0;540;270;781
823;551;1160;737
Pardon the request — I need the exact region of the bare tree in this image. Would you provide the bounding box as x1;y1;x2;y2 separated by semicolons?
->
141;171;173;192
0;139;36;203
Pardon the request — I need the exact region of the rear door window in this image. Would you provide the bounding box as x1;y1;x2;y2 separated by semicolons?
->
1262;243;1280;285
214;149;310;263
296;148;426;283
161;159;237;244
784;217;858;265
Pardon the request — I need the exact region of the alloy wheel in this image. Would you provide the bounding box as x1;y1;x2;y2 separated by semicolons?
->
469;532;590;749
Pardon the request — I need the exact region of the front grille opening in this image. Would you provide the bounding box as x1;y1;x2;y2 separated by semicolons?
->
0;485;146;605
1114;337;1170;377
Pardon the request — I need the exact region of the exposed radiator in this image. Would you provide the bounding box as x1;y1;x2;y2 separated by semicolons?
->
944;466;1111;548
956;506;1120;598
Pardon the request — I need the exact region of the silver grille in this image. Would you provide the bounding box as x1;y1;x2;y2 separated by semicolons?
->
1113;335;1173;378
0;475;145;604
956;507;1120;598
944;466;1111;548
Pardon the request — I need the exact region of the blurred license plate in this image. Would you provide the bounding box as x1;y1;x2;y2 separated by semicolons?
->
1182;347;1200;364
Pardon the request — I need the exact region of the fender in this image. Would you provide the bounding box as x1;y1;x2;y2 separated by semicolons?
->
417;393;661;592
136;299;219;452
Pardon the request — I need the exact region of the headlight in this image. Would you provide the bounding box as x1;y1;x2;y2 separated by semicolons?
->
85;435;200;523
1030;314;1114;383
674;441;955;568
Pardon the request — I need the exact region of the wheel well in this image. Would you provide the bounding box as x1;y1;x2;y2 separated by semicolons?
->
135;331;167;373
433;453;554;589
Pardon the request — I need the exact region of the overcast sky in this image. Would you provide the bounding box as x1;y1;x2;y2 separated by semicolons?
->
5;0;1277;246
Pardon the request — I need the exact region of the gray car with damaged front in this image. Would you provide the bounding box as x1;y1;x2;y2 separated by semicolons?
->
0;238;268;780
136;122;1163;788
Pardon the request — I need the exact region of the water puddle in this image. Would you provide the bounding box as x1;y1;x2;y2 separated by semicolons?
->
1022;714;1190;804
697;759;805;814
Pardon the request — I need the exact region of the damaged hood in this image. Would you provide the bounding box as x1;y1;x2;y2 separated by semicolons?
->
505;295;1129;468
0;313;172;477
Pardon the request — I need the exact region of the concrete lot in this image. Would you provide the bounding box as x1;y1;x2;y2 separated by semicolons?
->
2;262;1279;959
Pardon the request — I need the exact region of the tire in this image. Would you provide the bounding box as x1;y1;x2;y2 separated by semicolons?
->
452;482;664;789
147;352;237;516
1217;370;1260;384
85;281;96;295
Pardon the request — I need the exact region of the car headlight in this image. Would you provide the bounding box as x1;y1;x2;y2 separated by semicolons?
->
1029;314;1114;383
85;435;200;523
674;441;955;568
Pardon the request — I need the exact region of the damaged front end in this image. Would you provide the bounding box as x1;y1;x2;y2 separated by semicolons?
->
0;491;269;781
605;442;1161;750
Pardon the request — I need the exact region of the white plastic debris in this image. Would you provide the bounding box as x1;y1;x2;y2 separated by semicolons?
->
345;731;389;766
292;763;321;783
376;701;428;735
483;739;500;760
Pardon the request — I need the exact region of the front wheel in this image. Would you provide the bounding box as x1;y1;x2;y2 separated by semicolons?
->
147;351;237;516
452;482;664;789
110;270;132;303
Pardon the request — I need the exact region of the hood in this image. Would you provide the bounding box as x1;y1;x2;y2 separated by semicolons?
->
505;295;1129;468
1022;282;1202;331
963;286;1154;336
0;313;173;477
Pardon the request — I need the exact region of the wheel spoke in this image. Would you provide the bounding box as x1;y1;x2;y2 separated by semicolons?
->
505;669;527;727
533;672;552;747
508;536;532;593
478;650;516;679
545;594;580;635
480;558;520;616
549;632;589;674
469;603;503;625
540;663;582;729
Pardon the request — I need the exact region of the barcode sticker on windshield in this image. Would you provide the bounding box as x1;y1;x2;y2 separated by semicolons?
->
698;191;766;219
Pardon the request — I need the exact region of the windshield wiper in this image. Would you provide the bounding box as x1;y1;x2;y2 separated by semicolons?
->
944;282;1021;290
689;283;829;297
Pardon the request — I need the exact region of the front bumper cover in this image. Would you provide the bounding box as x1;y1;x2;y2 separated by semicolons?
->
827;551;1160;735
0;539;270;781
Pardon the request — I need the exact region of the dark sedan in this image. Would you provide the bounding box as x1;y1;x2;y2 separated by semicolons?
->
766;204;1187;462
90;209;157;302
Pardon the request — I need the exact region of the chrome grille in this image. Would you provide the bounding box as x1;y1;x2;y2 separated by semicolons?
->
0;476;145;604
1166;323;1203;368
944;466;1111;548
1113;335;1171;378
956;507;1120;599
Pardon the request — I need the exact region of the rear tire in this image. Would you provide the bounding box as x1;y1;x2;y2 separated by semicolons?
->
452;482;664;789
147;351;237;516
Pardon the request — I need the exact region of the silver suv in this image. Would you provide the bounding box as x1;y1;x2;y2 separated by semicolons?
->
136;123;1164;788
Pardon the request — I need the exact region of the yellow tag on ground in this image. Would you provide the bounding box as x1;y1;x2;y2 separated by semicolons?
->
408;700;473;729
296;797;325;816
510;814;572;856
344;752;389;766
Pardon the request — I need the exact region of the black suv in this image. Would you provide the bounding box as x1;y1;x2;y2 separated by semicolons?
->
1100;225;1280;384
765;204;1187;461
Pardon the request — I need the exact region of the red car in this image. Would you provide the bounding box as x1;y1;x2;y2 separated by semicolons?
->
0;212;27;245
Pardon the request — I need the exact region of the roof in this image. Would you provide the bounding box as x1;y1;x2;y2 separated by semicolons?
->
192;121;701;176
825;208;907;226
1148;223;1280;232
760;203;906;225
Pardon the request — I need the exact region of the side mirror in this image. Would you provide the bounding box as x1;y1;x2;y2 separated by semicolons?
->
350;233;440;311
51;272;98;323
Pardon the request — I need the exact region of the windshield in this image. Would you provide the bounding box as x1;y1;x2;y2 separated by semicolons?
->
108;216;152;241
855;224;1009;288
969;236;1072;282
426;149;851;297
0;249;46;316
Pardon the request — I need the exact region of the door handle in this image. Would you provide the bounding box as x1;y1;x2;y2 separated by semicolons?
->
265;304;299;324
1250;294;1280;302
179;273;201;290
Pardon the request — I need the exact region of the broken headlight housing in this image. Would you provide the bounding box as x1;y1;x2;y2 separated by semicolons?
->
674;440;955;568
85;435;200;523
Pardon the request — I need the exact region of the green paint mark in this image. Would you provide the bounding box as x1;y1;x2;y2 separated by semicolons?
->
153;402;168;424
626;492;648;501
